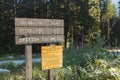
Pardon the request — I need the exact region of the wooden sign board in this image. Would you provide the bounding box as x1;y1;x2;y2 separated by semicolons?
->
41;45;63;70
15;18;64;44
15;35;64;44
15;27;64;35
15;18;64;27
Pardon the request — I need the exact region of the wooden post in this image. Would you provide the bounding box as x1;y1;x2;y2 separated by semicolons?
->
48;44;56;80
48;68;56;80
25;45;32;80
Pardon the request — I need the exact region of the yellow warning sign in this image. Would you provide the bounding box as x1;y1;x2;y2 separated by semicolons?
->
41;45;63;70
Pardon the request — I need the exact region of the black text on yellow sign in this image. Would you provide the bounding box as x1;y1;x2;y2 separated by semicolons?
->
41;45;63;70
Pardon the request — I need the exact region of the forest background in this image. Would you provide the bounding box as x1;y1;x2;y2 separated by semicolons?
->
0;0;120;54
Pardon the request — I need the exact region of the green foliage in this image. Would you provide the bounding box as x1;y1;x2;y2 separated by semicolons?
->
32;63;48;80
100;0;115;47
0;62;16;70
0;0;119;53
0;0;120;79
0;0;102;53
0;47;120;80
109;17;120;47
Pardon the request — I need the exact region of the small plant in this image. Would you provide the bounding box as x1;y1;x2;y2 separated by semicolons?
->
1;62;16;70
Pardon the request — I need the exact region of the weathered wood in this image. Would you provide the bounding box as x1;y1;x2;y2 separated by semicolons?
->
15;27;64;35
15;18;64;45
15;18;64;80
15;35;64;44
47;44;57;80
15;18;64;27
25;45;32;80
48;69;56;80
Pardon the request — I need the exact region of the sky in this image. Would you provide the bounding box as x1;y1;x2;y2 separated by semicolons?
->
112;0;119;15
112;0;119;7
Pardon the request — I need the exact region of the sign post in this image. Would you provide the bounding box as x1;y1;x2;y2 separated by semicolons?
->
48;69;56;80
48;44;57;80
25;45;32;80
41;45;63;80
15;18;64;80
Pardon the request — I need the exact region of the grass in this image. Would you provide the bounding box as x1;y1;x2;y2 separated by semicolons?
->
0;38;120;80
0;53;40;61
0;48;119;80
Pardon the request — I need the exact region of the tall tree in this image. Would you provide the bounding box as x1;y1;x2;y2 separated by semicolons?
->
118;1;120;17
77;0;101;48
0;0;15;53
109;1;120;47
100;0;114;46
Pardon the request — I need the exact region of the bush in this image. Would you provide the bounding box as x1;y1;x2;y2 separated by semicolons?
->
0;37;120;80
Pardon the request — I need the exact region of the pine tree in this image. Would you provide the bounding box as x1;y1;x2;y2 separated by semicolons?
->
100;0;114;46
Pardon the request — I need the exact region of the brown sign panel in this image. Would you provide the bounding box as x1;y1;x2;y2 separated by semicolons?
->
15;35;64;44
15;18;64;44
42;45;63;70
15;18;64;27
15;27;64;35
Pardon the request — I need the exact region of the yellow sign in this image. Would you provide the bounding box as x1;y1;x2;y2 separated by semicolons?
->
41;45;63;70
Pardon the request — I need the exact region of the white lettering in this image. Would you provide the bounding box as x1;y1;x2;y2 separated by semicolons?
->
20;20;27;25
19;38;22;42
54;21;59;25
38;22;42;25
51;36;55;41
38;29;44;34
42;37;48;42
19;29;25;34
51;21;60;26
19;37;39;43
42;36;56;42
56;36;63;41
19;28;44;34
28;21;32;25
